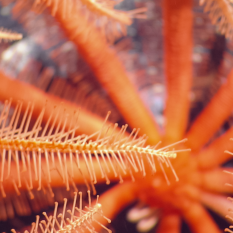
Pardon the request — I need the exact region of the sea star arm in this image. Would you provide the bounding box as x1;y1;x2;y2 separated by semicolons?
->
38;2;161;144
191;168;233;194
163;0;193;144
0;71;110;137
156;212;181;233
186;69;233;152
181;201;221;233
199;191;231;224
3;0;160;145
91;182;139;232
1;158;130;196
195;127;233;169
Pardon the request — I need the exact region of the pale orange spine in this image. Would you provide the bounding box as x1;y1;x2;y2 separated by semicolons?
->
0;71;107;137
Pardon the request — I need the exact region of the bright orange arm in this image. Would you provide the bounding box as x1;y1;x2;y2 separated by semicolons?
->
156;212;181;233
200;191;231;225
195;127;233;169
2;157;130;196
40;3;161;145
187;69;233;151
0;71;115;137
191;168;233;194
181;201;221;233
163;0;193;144
91;182;139;232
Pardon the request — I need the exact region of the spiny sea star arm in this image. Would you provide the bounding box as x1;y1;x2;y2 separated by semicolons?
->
156;212;181;233
163;0;193;144
0;71;116;137
186;69;233;152
1;158;130;195
195;127;233;169
1;142;182;195
42;3;161;145
181;201;221;233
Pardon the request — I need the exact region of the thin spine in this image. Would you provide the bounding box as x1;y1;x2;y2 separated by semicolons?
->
31;0;147;41
12;191;111;233
223;145;233;232
0;27;22;42
0;100;186;198
200;0;233;38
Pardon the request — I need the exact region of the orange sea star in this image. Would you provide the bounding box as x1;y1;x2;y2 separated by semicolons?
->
1;0;233;233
